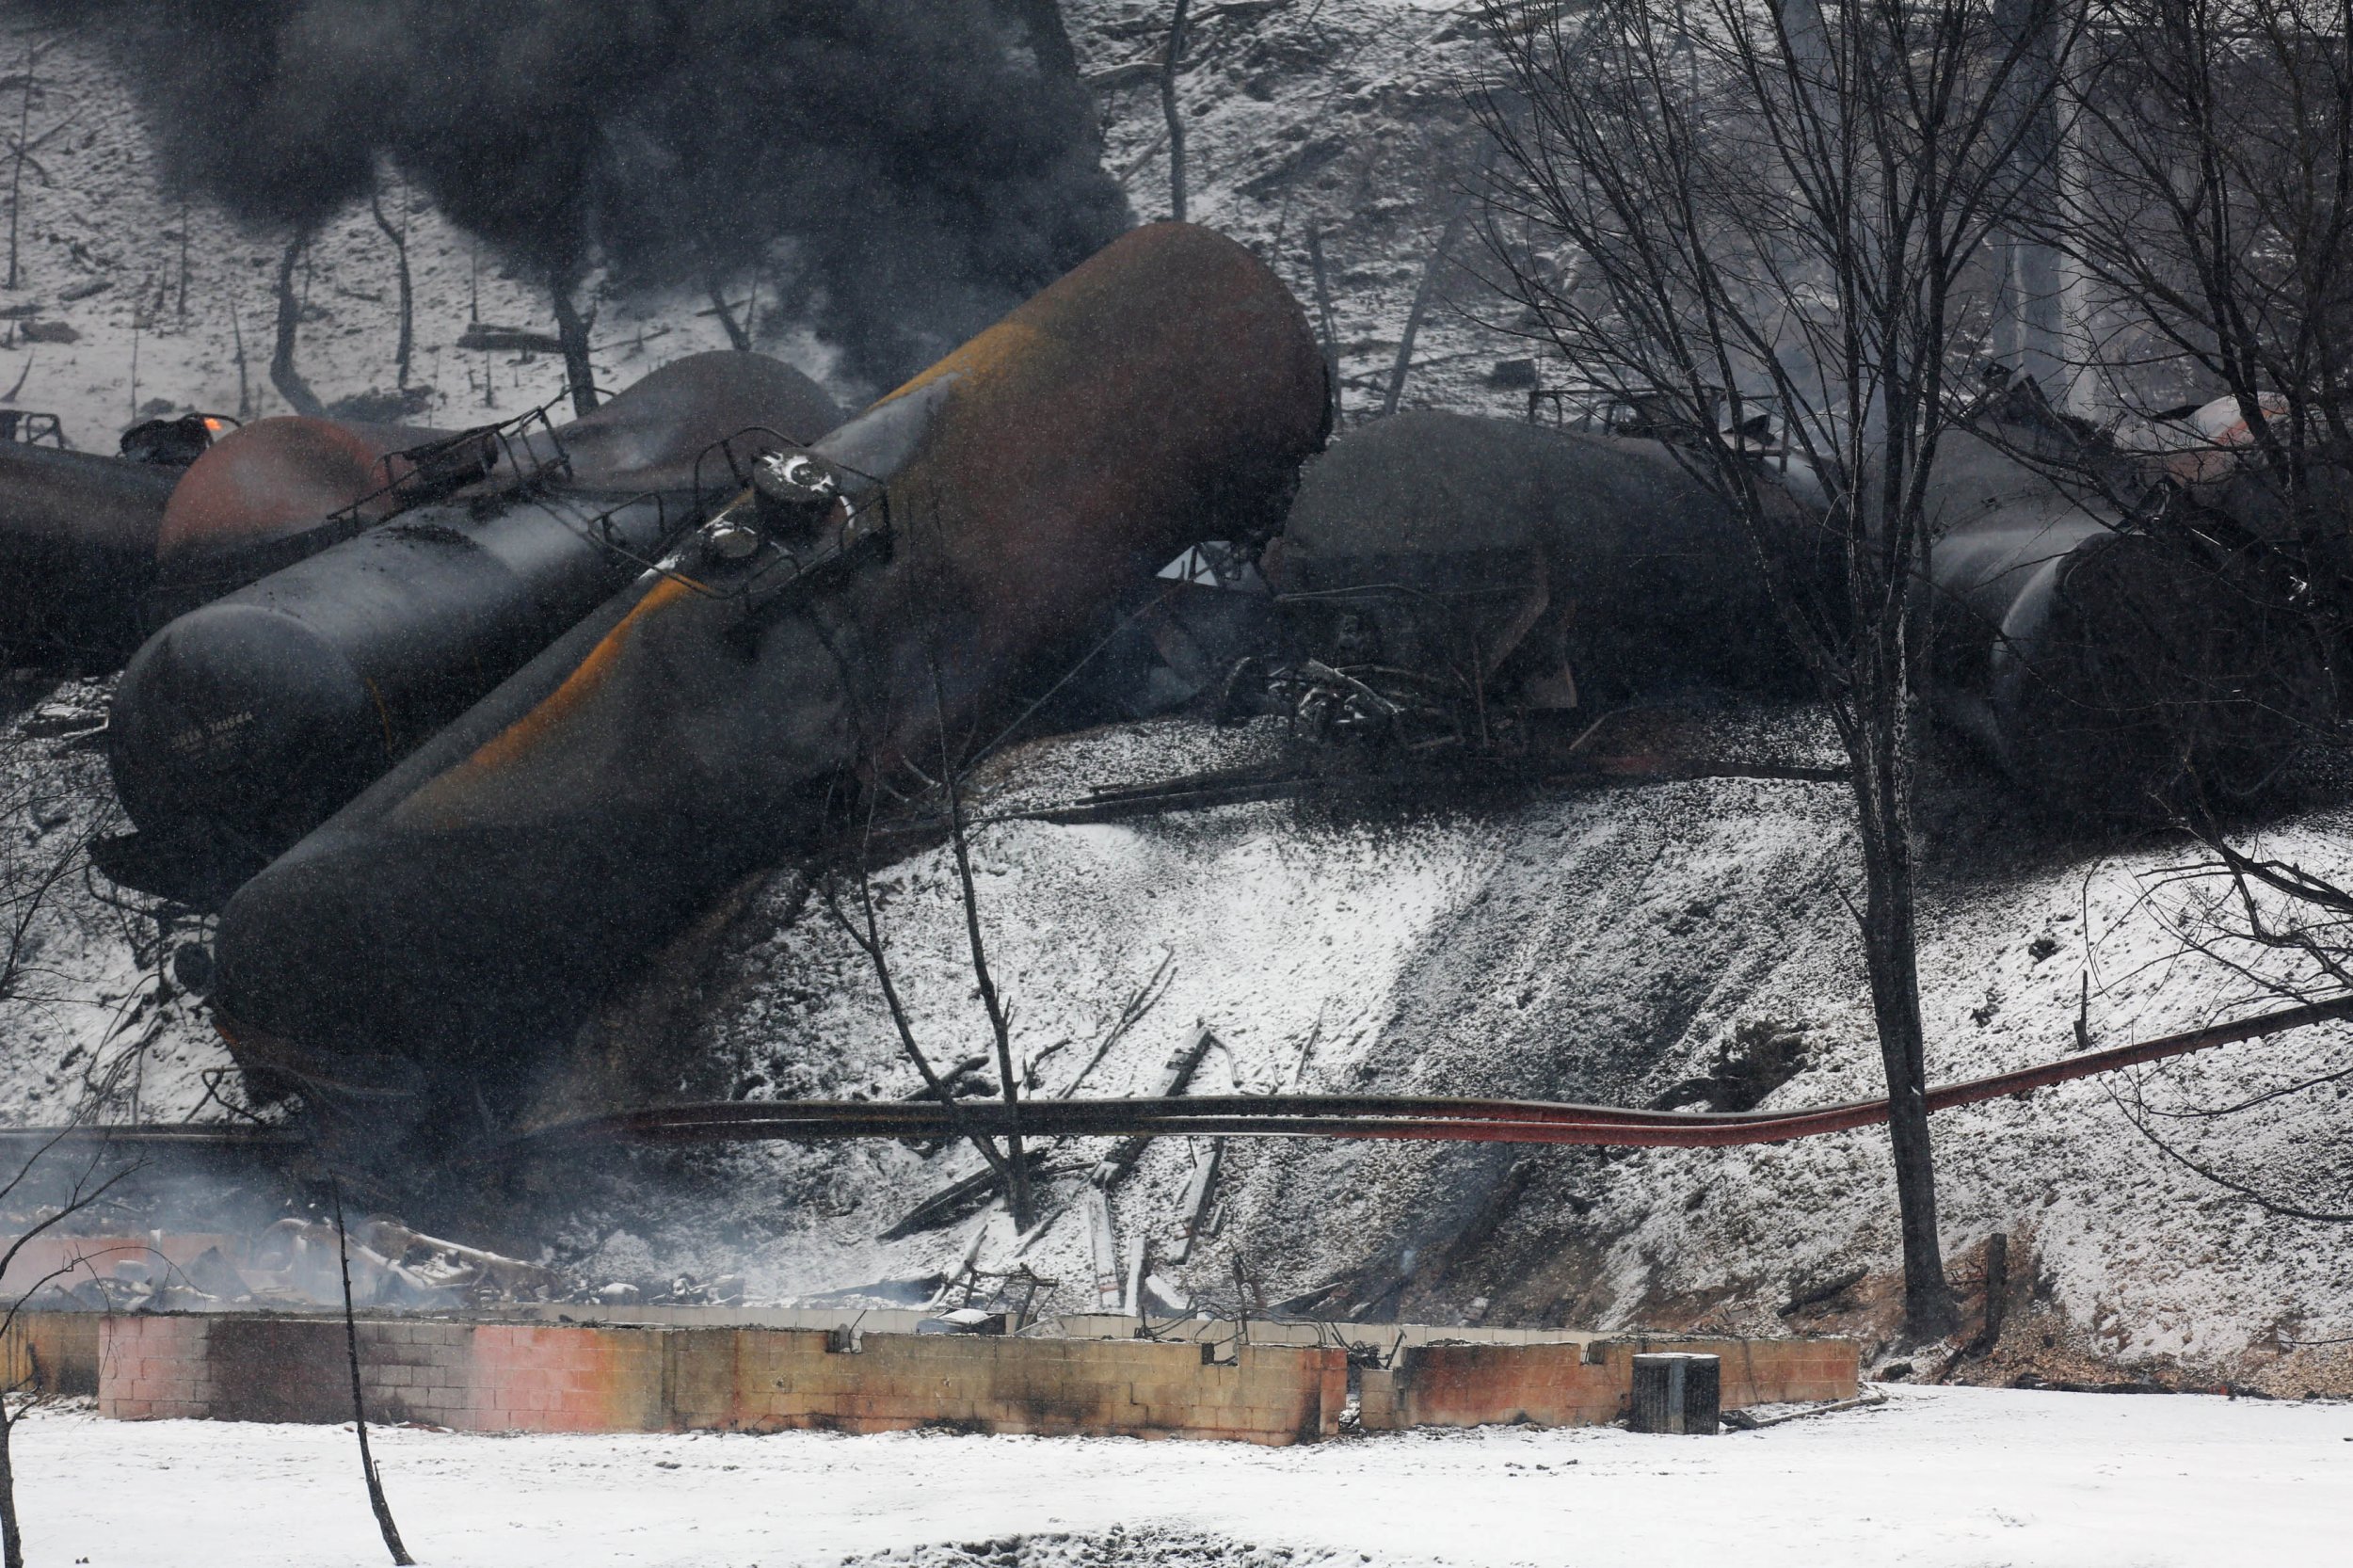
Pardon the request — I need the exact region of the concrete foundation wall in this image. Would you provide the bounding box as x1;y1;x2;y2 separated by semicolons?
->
88;1313;1852;1442
95;1315;1347;1445
1357;1334;1860;1431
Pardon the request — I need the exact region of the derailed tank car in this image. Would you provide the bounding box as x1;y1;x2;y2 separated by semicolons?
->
0;440;186;665
1923;414;2317;818
1257;410;1832;745
102;353;843;901
211;222;1329;1104
0;409;461;669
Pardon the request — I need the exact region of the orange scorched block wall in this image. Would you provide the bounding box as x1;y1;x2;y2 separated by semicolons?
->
88;1313;1855;1442
92;1315;1352;1445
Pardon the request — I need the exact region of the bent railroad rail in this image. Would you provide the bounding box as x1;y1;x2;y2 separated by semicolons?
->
500;994;2353;1154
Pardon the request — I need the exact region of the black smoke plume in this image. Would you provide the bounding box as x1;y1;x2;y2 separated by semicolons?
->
64;1;1129;388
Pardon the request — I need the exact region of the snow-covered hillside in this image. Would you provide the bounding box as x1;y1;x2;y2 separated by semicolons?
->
1;0;2347;1396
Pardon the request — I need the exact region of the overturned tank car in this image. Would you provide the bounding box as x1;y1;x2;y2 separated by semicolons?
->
1251;410;1833;748
1924;404;2319;818
0;409;477;669
0;409;248;665
100;353;844;901
0;439;187;665
210;222;1329;1106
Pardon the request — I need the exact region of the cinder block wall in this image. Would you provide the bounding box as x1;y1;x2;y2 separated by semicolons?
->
94;1314;1850;1441
3;1311;102;1397
96;1312;216;1419
1358;1335;1859;1431
95;1316;1347;1445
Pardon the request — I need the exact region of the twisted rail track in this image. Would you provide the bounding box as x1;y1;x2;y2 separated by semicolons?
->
14;996;2347;1164
498;994;2353;1154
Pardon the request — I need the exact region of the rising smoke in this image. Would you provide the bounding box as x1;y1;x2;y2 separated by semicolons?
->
60;0;1131;387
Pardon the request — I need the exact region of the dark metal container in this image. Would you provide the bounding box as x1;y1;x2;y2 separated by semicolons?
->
1628;1352;1721;1434
211;222;1329;1104
1923;429;2314;817
0;443;183;666
104;353;843;898
1268;410;1831;719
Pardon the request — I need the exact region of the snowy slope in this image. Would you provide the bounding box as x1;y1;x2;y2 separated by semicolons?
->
520;712;2353;1395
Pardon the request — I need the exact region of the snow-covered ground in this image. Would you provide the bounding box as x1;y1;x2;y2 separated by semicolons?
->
11;1386;2349;1567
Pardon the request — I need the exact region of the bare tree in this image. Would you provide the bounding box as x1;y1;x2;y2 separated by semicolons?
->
4;34;49;294
369;184;415;391
228;294;252;419
2013;0;2353;1227
1384;168;1482;416
703;272;753;353
328;1176;414;1566
2096;842;2353;1224
1476;0;2076;1338
823;719;1038;1231
2052;0;2353;565
549;256;600;416
0;1126;136;1568
1305;222;1345;427
270;228;325;417
1162;0;1193;223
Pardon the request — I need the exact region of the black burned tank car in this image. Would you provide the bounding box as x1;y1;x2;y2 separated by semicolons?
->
1923;425;2316;818
208;222;1330;1108
101;353;844;900
0;440;184;666
1261;410;1831;741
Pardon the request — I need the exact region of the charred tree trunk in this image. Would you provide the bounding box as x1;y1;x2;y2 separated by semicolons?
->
230;296;251;419
1851;646;1958;1343
550;263;599;416
332;1178;414;1566
1306;223;1343;429
1161;0;1192;224
370;191;414;390
705;275;752;352
5;39;32;294
269;230;325;418
0;1397;20;1568
1385;168;1481;418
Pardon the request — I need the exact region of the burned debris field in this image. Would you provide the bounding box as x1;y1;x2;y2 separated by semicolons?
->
2;2;2352;1566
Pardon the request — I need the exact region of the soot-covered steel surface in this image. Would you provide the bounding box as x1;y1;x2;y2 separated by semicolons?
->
213;222;1328;1105
1268;411;1830;712
0;411;461;669
1923;427;2314;817
104;353;844;898
0;442;184;665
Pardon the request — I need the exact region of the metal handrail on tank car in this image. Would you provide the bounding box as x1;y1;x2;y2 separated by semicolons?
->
521;422;829;592
638;445;897;608
144;397;577;611
0;410;67;447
